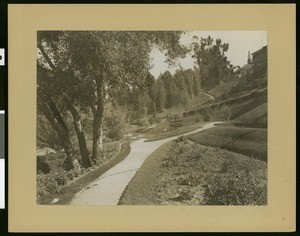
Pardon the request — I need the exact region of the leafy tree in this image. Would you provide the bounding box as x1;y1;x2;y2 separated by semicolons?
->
37;41;92;168
192;68;202;96
38;31;187;163
169;114;183;130
37;63;82;169
191;36;232;89
160;71;177;108
222;105;232;125
149;78;166;112
173;69;189;107
183;69;196;99
105;110;126;141
156;79;167;111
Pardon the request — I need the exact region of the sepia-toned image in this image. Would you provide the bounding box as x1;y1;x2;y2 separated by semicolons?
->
36;31;268;206
8;3;295;232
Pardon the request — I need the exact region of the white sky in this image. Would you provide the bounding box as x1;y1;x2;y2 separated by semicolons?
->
149;31;267;78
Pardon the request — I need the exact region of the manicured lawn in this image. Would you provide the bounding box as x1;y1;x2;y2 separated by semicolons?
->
188;126;267;162
119;139;267;205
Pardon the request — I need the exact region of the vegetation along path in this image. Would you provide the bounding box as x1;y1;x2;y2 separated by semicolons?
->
70;122;222;205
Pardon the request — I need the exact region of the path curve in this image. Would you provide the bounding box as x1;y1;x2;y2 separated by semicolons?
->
204;92;215;100
70;122;222;205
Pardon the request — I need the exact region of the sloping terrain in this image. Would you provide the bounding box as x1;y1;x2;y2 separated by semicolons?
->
208;79;240;98
188;126;267;162
233;103;267;128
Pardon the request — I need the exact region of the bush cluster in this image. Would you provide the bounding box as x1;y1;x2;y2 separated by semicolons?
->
37;140;121;197
37;170;68;197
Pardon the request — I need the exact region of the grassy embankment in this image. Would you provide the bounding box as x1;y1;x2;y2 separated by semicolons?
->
143;116;204;142
189;125;267;162
233;103;267;128
134;113;206;142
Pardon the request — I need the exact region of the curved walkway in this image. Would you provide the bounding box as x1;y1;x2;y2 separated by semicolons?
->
70;122;221;205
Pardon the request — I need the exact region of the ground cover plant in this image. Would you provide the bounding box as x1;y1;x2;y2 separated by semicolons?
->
120;138;267;205
37;140;121;199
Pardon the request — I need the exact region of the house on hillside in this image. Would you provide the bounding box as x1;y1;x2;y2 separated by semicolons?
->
231;65;240;73
240;63;254;78
252;45;268;75
240;45;267;79
230;65;242;78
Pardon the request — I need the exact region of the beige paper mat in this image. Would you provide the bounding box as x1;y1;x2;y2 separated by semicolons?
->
8;4;295;232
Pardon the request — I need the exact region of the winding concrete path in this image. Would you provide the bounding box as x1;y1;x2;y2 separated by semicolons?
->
204;92;215;100
70;122;221;205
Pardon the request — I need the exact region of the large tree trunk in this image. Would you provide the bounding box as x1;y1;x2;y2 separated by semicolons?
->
91;98;105;163
38;43;82;169
65;99;91;168
40;101;80;170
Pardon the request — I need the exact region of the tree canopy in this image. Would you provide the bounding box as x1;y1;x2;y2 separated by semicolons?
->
37;31;187;168
191;36;232;89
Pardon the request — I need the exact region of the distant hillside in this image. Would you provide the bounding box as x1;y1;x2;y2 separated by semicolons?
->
208;79;240;98
183;71;268;128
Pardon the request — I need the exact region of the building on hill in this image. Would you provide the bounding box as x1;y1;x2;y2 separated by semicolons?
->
252;45;267;75
231;65;241;74
230;65;242;78
240;63;254;78
240;45;267;79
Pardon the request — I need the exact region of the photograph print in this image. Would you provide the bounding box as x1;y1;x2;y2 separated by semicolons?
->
36;31;267;206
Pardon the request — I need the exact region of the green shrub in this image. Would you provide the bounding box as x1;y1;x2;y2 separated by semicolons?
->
66;171;74;181
97;141;120;165
54;171;68;186
37;170;68;197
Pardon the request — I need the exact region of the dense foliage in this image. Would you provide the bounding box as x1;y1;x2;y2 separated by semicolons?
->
37;31;187;168
37;140;120;197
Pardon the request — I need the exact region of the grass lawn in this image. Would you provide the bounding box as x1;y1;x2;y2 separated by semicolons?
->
37;141;131;205
233;103;267;128
119;138;267;205
208;79;240;98
230;97;267;120
188;126;267;162
135;114;205;142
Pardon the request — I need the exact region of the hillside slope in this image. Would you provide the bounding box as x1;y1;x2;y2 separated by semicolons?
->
233;103;267;128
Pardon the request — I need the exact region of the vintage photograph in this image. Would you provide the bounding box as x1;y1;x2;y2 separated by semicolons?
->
36;31;267;206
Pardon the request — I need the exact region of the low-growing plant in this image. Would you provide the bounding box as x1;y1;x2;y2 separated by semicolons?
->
203;171;267;205
37;170;68;197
